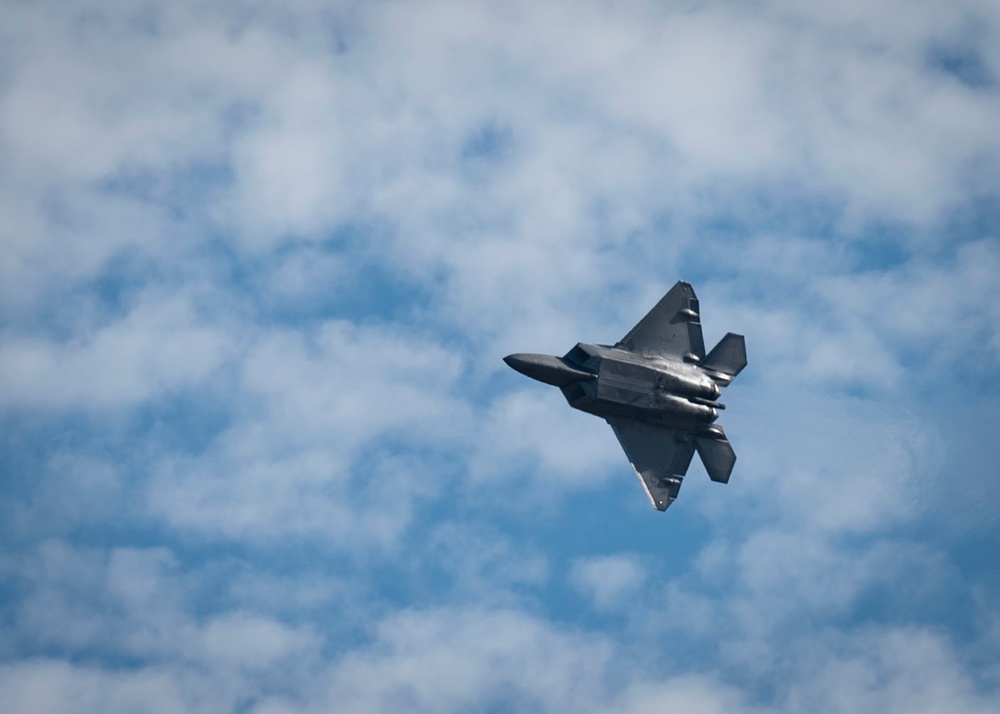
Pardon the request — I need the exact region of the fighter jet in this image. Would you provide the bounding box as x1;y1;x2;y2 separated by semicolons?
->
503;281;746;511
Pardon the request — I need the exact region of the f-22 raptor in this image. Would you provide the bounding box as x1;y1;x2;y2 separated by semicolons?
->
504;281;746;511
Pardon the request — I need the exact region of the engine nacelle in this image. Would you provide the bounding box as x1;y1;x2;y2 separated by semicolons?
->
656;393;718;422
654;370;721;401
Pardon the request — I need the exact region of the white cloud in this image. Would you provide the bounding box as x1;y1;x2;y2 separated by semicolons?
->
612;675;760;714
238;320;468;447
0;540;323;712
421;522;551;603
816;240;1000;365
0;290;234;408
0;661;194;714
570;554;647;611
2;538;998;713
785;627;1000;714
199;612;319;673
300;608;616;713
144;319;470;545
0;2;998;714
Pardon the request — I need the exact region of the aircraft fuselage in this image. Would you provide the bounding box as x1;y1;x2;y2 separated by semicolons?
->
506;343;725;435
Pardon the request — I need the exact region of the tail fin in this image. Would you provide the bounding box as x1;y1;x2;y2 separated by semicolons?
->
702;333;746;386
696;431;736;484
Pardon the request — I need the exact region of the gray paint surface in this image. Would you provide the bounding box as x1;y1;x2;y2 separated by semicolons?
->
504;281;747;511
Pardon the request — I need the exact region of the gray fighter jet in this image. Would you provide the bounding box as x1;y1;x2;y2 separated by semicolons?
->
503;281;746;511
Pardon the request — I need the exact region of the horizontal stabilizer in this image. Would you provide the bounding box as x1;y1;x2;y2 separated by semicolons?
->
702;333;746;386
696;433;736;484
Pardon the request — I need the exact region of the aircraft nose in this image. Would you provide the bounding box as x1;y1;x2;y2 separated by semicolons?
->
503;353;594;387
502;353;533;372
503;353;542;380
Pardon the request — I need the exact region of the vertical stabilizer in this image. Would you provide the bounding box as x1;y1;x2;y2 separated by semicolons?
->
702;333;747;386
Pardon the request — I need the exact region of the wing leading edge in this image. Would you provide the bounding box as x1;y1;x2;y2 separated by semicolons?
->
616;281;706;360
607;418;696;511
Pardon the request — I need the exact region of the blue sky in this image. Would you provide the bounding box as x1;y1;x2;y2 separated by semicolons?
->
1;0;999;711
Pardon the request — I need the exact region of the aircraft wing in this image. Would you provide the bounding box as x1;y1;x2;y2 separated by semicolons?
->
616;281;706;359
607;417;696;511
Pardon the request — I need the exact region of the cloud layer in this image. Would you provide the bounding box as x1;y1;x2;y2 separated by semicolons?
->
1;0;998;712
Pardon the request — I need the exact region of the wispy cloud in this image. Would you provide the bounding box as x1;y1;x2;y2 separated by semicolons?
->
1;0;998;712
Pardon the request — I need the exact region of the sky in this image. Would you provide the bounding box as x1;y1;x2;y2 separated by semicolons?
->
1;0;999;711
